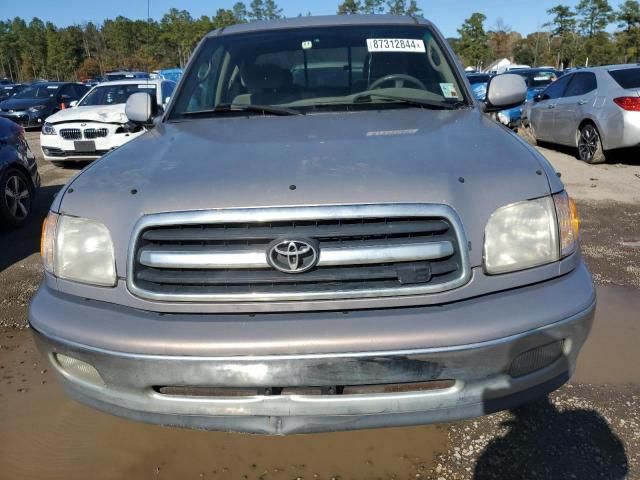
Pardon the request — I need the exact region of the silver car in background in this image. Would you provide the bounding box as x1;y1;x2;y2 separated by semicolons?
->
529;65;640;164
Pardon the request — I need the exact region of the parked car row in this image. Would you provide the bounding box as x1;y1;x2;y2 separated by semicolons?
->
40;79;175;165
467;68;561;129
467;65;639;163
527;64;640;163
0;82;90;129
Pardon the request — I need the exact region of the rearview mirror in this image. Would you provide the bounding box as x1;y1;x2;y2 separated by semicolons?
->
484;74;527;113
125;92;154;124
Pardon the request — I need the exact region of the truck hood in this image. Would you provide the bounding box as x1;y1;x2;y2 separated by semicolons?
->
46;104;128;124
58;108;557;269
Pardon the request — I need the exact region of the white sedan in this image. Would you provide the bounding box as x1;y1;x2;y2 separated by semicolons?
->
40;79;175;166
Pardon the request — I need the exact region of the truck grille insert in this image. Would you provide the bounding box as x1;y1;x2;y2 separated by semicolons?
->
128;205;470;302
155;380;456;398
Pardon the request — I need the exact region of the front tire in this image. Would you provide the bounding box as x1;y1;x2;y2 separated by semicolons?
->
0;168;32;228
578;123;606;164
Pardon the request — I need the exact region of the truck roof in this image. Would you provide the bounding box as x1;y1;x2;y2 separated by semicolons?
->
208;14;430;37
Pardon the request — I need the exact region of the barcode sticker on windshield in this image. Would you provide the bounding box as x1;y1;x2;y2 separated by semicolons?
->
366;38;426;53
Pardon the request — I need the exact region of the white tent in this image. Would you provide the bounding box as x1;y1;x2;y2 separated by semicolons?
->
484;58;511;74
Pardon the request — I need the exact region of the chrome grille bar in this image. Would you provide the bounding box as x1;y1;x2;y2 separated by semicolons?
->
138;241;454;269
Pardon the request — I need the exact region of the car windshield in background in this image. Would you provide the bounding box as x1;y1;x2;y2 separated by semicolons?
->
13;84;59;99
170;25;466;118
608;68;640;89
80;84;157;106
467;74;491;85
518;70;558;88
106;73;150;81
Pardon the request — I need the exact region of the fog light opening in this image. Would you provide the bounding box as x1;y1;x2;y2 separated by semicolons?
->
54;353;105;387
509;340;564;378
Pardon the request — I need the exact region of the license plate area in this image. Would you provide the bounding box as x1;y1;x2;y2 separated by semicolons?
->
74;140;95;152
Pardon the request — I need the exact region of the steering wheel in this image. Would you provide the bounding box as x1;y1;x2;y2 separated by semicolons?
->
369;74;427;90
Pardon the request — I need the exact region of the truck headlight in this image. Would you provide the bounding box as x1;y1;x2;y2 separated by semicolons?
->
42;122;57;135
553;190;579;257
41;212;117;286
483;192;580;275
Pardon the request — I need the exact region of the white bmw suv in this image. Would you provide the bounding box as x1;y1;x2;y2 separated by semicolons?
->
40;79;175;166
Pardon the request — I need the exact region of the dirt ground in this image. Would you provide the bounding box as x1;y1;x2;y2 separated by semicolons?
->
0;131;638;479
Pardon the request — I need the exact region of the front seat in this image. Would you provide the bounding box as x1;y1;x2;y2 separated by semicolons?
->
234;63;297;105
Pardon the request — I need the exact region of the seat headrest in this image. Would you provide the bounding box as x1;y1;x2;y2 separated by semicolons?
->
242;64;292;92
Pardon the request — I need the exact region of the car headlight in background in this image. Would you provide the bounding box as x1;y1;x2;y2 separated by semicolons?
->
42;122;56;135
483;192;579;275
41;212;117;287
28;104;47;113
496;111;509;125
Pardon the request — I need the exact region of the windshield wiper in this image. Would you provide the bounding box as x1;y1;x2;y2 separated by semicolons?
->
352;93;466;110
181;103;303;117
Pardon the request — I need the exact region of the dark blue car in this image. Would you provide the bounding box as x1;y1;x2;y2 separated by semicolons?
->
0;117;40;227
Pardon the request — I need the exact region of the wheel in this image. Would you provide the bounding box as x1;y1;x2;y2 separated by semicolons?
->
0;168;32;227
578;123;606;164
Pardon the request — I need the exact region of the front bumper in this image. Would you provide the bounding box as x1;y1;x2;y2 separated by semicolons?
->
40;126;143;162
30;262;595;434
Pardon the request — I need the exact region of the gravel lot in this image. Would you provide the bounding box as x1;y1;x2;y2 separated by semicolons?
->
0;131;638;479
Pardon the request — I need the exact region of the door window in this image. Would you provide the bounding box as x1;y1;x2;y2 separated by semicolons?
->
564;72;597;97
541;74;572;100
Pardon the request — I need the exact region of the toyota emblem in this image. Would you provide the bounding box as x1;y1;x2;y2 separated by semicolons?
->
267;238;319;274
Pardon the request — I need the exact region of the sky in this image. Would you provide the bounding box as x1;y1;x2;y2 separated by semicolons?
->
0;0;628;38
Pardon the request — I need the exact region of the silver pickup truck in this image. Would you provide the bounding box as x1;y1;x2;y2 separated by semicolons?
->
30;15;595;434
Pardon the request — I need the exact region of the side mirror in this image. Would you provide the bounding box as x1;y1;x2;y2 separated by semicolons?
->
484;74;527;113
533;94;542;103
125;92;154;124
69;100;78;108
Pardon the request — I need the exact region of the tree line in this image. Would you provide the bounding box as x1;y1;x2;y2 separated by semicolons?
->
453;0;640;71
1;0;638;83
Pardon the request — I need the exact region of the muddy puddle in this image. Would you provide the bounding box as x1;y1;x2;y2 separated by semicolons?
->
573;284;640;385
1;284;638;480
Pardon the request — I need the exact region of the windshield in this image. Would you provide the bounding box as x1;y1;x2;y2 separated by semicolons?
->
80;84;157;106
13;84;59;99
106;72;149;81
170;25;466;118
518;71;558;89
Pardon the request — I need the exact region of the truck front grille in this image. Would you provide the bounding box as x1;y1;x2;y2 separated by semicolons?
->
128;205;470;302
